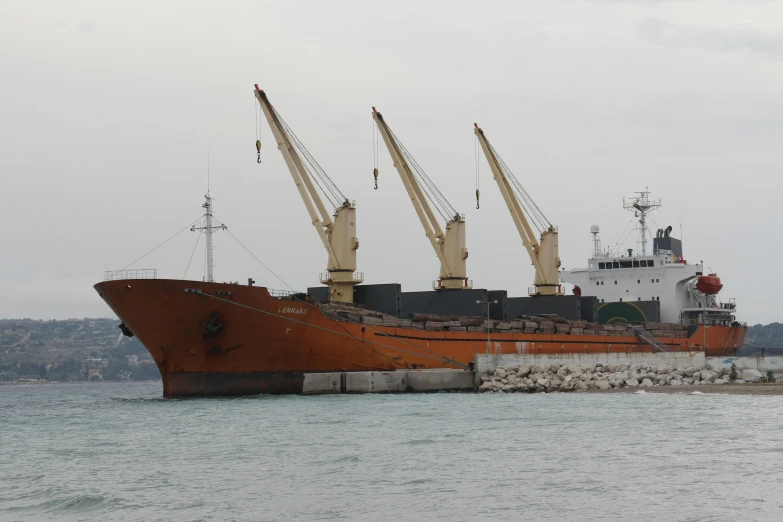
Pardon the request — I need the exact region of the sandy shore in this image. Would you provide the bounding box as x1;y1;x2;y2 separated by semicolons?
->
589;383;783;395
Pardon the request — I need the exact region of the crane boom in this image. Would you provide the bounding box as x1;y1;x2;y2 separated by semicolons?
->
372;107;470;290
474;124;562;296
254;85;362;302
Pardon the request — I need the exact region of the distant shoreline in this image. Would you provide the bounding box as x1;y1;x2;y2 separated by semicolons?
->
0;380;160;386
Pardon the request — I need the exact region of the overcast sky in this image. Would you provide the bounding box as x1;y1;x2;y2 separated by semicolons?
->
1;0;780;324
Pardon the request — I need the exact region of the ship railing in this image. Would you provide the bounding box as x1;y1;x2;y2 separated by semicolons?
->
104;269;157;281
432;279;473;290
268;289;299;298
318;271;365;284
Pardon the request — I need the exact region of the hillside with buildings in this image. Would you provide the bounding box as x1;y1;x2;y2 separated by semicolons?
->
742;322;783;355
0;318;159;382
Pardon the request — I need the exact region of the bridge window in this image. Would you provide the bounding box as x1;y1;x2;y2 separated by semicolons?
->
619;298;622;302
599;262;605;269
637;280;640;284
613;262;619;269
596;282;599;286
651;279;655;283
620;261;632;268
656;279;659;283
633;261;640;268
614;281;617;285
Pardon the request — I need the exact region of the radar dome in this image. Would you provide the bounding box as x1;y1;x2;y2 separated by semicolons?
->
590;225;600;234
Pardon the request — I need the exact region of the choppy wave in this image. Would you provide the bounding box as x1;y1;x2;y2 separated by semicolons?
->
2;381;782;521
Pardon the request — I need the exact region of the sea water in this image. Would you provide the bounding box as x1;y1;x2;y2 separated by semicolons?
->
1;382;782;521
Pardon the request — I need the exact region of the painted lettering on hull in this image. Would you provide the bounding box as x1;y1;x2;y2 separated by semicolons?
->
277;307;308;315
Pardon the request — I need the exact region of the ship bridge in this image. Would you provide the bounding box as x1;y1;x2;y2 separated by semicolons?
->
561;191;739;326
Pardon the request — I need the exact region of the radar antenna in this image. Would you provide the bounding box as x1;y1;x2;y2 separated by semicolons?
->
623;188;661;256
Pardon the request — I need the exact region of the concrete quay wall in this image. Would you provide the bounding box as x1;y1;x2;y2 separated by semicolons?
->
302;369;474;395
707;356;783;376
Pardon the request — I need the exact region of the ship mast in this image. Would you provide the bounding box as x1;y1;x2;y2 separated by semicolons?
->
623;188;661;256
473;124;562;296
191;192;226;283
372;107;471;290
254;85;362;302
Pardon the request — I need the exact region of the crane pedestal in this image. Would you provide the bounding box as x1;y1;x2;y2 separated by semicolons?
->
434;278;473;291
320;271;364;303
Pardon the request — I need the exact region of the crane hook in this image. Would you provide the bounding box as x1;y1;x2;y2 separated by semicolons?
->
476;189;480;209
256;140;262;163
373;168;378;190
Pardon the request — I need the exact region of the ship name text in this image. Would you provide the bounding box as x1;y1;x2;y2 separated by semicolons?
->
277;307;308;315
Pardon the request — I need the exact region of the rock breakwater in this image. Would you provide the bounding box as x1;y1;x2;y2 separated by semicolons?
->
478;363;760;393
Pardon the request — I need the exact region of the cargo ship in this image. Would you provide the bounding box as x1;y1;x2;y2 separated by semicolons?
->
94;87;746;397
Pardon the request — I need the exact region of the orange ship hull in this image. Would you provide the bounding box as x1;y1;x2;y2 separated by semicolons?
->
95;279;747;397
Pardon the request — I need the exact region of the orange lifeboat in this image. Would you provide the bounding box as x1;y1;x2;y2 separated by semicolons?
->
696;274;723;294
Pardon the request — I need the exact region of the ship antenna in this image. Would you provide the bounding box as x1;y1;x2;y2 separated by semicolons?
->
623;187;661;256
191;145;227;282
678;203;685;251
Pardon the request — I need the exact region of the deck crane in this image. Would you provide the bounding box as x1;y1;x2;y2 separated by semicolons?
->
473;123;562;296
372;107;471;290
254;85;362;303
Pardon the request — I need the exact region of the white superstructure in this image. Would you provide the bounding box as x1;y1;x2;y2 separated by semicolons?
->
561;191;738;326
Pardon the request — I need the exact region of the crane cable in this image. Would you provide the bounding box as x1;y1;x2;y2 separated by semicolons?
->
272;106;347;210
387;126;459;223
255;96;262;163
475;134;480;209
373;120;379;189
488;141;551;234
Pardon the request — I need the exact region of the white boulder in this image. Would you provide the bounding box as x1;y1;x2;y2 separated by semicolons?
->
595;380;611;390
479;381;495;391
742;369;763;383
699;370;718;383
